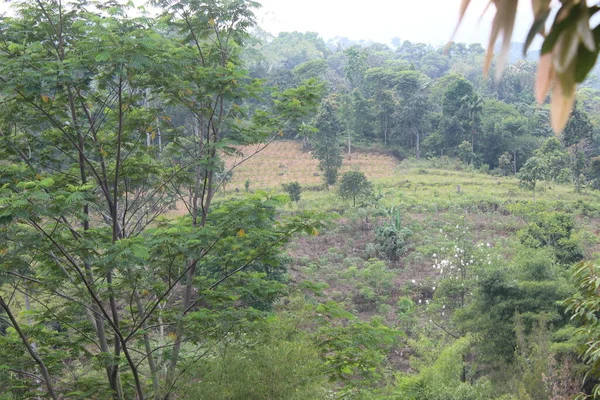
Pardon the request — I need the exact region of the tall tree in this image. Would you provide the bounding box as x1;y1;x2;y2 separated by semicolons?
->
0;1;321;399
312;97;343;187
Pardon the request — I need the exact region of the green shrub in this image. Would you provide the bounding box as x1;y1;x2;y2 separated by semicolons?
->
517;212;584;265
375;208;412;261
282;181;302;203
179;317;327;400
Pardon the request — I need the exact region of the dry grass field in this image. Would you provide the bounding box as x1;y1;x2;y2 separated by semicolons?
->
223;141;398;190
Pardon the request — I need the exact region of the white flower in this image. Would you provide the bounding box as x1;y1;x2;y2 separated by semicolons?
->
432;253;437;258
411;279;416;284
432;286;436;291
487;243;491;247
419;299;422;304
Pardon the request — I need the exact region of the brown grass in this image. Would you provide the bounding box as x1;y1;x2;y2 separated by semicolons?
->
223;141;398;190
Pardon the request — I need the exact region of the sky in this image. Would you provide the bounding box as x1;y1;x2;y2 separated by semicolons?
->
255;0;535;47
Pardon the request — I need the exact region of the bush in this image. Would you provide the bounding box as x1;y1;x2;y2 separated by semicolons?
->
282;181;302;203
517;212;584;265
179;316;327;399
374;207;412;261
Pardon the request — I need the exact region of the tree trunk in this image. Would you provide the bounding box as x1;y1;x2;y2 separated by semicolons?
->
415;130;420;160
0;297;58;400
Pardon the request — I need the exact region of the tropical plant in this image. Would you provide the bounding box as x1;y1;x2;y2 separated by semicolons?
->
338;171;373;207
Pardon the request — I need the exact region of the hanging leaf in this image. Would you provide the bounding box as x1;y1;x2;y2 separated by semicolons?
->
541;4;579;55
524;9;550;55
554;25;580;73
577;5;596;52
452;0;472;39
574;25;600;83
535;53;554;104
493;0;519;81
551;71;576;133
237;228;246;237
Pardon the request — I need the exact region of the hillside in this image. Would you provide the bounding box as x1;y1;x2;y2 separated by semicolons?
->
223;141;399;190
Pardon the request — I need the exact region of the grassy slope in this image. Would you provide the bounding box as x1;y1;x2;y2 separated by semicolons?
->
222;144;600;306
217;143;600;375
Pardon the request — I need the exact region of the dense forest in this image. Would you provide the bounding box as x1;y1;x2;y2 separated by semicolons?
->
3;0;600;399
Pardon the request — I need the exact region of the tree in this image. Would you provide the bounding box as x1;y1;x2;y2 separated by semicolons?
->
0;1;321;398
460;93;483;166
498;152;513;176
564;262;600;399
518;156;547;199
536;137;570;184
338;171;373;207
282;181;302;204
312;97;343;187
562;105;594;192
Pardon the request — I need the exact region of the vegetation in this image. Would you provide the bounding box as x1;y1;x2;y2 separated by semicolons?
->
4;0;600;399
338;171;373;207
283;181;302;204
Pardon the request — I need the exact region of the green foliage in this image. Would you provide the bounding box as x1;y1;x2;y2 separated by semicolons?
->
318;316;402;392
342;259;395;309
282;181;302;203
564;262;600;399
375;207;412;261
518;156;546;197
179;316;327;400
513;314;555;400
312;97;343;187
518;211;584;265
456;244;573;366
338;171;373;207
396;335;498;400
498;152;513;176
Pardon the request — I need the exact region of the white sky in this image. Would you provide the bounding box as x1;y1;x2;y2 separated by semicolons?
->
256;0;535;47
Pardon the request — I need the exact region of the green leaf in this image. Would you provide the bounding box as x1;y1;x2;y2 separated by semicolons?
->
575;26;600;83
542;5;580;55
525;9;550;55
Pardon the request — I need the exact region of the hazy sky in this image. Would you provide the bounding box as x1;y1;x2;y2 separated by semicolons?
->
256;0;535;47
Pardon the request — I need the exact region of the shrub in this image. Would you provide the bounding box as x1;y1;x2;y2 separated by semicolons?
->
517;212;584;265
282;181;302;204
375;207;412;261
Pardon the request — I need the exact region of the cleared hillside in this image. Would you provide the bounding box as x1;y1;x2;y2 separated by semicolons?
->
223;141;398;190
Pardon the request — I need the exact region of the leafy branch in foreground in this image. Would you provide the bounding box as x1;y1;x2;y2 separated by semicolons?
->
0;0;322;398
455;0;600;132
